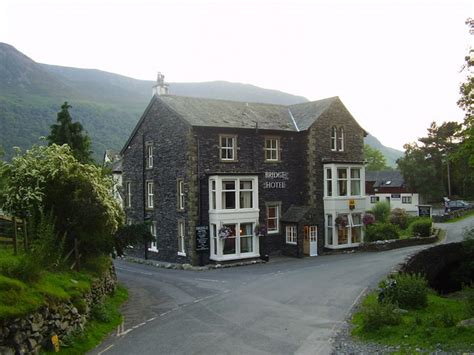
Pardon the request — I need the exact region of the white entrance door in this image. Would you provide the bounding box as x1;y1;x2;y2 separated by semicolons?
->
309;226;318;256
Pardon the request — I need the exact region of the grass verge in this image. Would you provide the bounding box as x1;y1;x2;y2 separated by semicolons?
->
42;285;128;354
351;290;474;353
444;209;474;223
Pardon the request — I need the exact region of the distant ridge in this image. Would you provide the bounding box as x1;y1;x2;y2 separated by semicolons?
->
0;42;402;164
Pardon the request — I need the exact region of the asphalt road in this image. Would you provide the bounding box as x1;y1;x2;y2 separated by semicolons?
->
90;216;474;355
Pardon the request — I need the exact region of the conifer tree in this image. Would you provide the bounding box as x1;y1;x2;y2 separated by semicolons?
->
47;102;92;163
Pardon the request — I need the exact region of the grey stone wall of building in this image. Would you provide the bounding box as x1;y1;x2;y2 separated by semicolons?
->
306;100;366;253
122;98;195;264
193;126;307;259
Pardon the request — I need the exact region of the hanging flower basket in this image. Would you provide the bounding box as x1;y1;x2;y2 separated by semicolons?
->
362;213;375;226
335;215;348;228
218;226;232;239
254;224;268;237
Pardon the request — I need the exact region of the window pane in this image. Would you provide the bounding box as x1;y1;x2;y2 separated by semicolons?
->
351;169;360;179
268;206;276;218
240;180;252;190
327;215;333;245
223;181;235;190
240;191;252;208
351;180;361;196
222;191;236;209
337;169;347;179
240;237;253;253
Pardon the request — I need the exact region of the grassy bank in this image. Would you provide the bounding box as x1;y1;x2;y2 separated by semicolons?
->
351;290;474;352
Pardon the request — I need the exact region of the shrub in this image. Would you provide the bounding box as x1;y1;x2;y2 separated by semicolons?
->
464;285;474;317
360;300;402;331
410;218;432;237
91;303;111;322
364;222;400;242
371;201;391;223
390;208;409;230
0;253;42;283
379;273;428;309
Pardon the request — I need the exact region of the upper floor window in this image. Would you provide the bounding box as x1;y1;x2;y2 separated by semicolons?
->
126;182;132;208
146;142;154;168
220;135;237;161
266;202;281;234
331;127;337;151
177;179;185;210
146;181;154;209
209;175;258;211
330;126;344;152
265;137;280;162
325;165;363;197
337;127;344;151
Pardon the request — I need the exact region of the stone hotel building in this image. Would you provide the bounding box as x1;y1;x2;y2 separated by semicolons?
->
121;79;367;265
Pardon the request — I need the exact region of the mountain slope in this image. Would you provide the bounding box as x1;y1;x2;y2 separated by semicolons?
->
364;134;403;167
0;42;402;164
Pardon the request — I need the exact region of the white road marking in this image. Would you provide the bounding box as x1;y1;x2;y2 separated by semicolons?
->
97;344;114;355
194;278;227;283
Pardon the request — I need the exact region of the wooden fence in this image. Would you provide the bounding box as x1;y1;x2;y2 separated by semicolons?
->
0;215;28;255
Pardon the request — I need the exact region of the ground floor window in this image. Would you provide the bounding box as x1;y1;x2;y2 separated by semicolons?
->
286;225;297;244
402;195;412;204
210;221;258;260
177;220;185;256
326;213;363;247
266;202;281;234
149;221;158;251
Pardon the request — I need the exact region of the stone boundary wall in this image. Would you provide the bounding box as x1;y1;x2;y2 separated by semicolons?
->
397;242;464;284
359;230;439;252
432;207;473;223
0;265;117;354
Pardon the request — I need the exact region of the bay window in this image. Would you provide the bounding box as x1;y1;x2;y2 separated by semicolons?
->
325;165;363;197
326;213;363;247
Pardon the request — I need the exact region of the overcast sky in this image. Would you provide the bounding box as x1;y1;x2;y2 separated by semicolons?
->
1;0;472;150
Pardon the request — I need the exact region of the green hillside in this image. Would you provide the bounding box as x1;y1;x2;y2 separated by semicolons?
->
0;42;402;163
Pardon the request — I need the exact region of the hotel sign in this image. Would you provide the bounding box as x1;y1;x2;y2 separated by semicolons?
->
264;171;289;189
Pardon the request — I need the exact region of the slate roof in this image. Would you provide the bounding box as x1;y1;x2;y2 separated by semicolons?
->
281;206;314;223
366;170;405;188
159;95;341;132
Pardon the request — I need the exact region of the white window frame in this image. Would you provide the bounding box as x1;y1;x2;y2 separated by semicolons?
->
325;168;333;197
286;225;297;245
327;213;363;247
325;166;364;198
337;127;344;151
220;135;237;161
350;168;361;196
177;220;186;256
402;195;412;204
337;168;348;196
209;176;258;211
264;137;280;162
331;126;337;151
266;202;280;234
126;182;132;208
326;214;333;245
370;196;380;204
149;221;158;251
146;142;153;169
177;179;185;210
146;181;154;209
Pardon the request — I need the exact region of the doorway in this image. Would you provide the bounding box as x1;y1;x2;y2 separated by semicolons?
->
303;225;318;256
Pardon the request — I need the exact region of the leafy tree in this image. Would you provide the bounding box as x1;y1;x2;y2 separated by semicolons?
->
2;144;124;258
456;19;474;196
397;121;462;201
114;223;155;257
47;102;93;164
0;146;9;208
364;145;389;171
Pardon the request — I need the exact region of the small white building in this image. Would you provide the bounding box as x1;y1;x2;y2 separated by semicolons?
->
365;171;419;215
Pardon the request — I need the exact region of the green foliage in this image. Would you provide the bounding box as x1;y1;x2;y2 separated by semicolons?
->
47;102;93;164
91;303;111;323
352;290;474;352
0;275;43;319
464;285;474;317
365;222;400;242
409;218;432;237
389;208;409;230
371;201;391;223
56;285;128;355
0;250;42;283
114;223;155;256
359;296;401;331
29;211;65;270
3;144;124;258
379;273;428;310
364;144;389;171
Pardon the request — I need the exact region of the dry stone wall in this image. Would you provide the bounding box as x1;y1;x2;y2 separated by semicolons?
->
0;265;117;354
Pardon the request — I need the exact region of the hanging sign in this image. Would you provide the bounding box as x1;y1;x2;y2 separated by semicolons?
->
195;226;209;251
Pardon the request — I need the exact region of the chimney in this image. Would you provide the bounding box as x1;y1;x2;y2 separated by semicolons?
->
152;72;169;96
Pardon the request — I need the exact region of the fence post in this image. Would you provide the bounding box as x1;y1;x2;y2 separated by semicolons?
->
22;219;28;252
74;238;80;271
12;217;18;256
